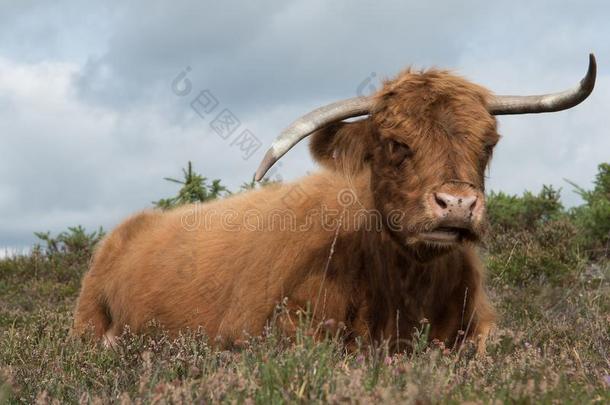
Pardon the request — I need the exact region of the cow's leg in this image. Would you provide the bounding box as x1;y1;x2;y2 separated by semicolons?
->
72;273;111;338
475;320;493;355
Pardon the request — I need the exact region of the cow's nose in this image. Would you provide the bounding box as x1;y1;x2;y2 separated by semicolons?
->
431;192;479;221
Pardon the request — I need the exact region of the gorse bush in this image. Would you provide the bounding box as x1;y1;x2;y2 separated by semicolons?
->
0;227;106;295
484;186;580;286
154;161;278;210
486;185;563;231
31;226;105;283
484;162;609;285
34;225;105;260
153;161;229;210
239;177;277;191
568;162;610;257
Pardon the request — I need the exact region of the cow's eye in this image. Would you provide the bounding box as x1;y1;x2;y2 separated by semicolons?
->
387;139;412;166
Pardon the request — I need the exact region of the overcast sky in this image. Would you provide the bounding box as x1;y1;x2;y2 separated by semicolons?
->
1;0;609;250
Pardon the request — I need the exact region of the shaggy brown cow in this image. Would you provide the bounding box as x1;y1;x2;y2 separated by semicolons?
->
73;55;596;352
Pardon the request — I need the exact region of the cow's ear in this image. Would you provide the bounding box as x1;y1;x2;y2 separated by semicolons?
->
309;118;374;175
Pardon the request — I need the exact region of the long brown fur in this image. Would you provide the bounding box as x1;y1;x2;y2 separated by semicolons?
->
74;68;499;352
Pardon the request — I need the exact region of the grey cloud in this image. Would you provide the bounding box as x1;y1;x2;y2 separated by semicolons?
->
73;1;507;111
71;1;610;123
0;1;116;63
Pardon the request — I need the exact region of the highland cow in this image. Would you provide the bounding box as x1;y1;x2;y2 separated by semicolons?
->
73;55;596;352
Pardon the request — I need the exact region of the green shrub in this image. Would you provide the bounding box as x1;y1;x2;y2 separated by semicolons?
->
239;177;277;191
0;226;102;317
34;225;105;265
486;185;563;232
153;161;229;209
34;225;104;258
567;163;610;258
485;163;609;285
484;186;581;286
9;226;106;285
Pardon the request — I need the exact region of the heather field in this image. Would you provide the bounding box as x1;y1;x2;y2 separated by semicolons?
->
1;164;608;404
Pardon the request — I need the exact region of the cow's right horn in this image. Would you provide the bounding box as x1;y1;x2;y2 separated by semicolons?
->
254;96;373;181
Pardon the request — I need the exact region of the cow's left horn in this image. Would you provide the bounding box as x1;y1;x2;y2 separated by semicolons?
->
255;96;373;181
488;53;596;115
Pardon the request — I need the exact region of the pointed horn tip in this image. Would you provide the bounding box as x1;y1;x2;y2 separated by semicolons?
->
254;148;277;182
575;53;596;98
584;53;597;88
489;52;598;115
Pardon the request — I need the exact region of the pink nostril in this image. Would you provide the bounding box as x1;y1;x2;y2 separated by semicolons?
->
432;192;479;217
468;197;478;212
434;193;448;209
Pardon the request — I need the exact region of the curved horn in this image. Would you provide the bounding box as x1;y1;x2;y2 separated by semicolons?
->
254;96;373;181
488;53;596;115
